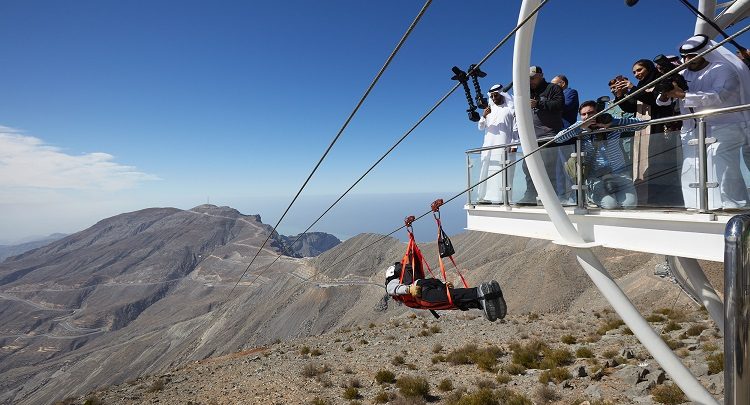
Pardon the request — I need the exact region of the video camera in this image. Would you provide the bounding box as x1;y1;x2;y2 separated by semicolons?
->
652;54;689;93
594;96;613;125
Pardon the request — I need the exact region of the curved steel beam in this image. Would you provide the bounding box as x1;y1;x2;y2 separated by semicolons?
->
513;1;717;403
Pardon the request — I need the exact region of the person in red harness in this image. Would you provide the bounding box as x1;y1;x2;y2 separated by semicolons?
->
385;263;507;321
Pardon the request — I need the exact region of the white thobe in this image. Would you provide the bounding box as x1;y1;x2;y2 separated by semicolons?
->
477;102;518;203
658;61;748;209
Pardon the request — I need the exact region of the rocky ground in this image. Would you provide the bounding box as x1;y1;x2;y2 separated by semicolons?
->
65;304;724;405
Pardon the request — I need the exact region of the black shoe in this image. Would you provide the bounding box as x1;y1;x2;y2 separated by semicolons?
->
490;280;507;320
513;194;538;206
477;282;500;322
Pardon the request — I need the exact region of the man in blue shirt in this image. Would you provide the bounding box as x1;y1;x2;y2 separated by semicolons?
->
555;100;645;209
551;75;579;128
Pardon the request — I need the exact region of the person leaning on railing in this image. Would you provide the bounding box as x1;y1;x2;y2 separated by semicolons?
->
554;101;647;209
655;34;750;210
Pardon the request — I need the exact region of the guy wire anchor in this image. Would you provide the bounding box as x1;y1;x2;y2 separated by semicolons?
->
451;66;480;122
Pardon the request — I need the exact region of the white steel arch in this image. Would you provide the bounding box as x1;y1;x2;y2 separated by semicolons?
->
512;1;718;403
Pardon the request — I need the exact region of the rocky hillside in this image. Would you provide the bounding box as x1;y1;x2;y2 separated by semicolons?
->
0;233;67;262
72;306;724;405
0;207;725;404
280;232;342;257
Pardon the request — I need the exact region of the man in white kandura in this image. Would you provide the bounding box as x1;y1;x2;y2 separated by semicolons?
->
656;34;750;210
476;84;518;204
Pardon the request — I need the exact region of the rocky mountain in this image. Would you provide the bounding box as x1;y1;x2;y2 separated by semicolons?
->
0;233;67;262
0;205;724;405
279;232;341;257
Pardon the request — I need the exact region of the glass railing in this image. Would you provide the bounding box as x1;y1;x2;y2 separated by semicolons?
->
466;103;750;214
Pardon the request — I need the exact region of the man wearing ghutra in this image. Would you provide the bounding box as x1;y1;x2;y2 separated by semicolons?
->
476;84;518;204
656;34;750;210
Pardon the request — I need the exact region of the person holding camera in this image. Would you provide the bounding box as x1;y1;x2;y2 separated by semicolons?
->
516;65;566;205
553;101;647;209
612;59;683;208
476;84;518;204
656;34;750;210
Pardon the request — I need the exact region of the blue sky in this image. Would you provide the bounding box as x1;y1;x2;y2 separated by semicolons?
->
1;0;748;243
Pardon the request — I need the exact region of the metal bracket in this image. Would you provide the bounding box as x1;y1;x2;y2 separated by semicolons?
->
689;182;719;188
687;137;717;146
571;185;587;190
569;152;585;158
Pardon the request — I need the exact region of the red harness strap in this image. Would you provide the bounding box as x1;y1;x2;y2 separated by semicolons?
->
393;217;457;311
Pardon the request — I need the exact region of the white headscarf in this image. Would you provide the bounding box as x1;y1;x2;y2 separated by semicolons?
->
680;35;750;121
484;84;514;127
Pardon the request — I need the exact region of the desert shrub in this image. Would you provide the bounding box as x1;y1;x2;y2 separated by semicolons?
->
430;325;441;334
651;383;686;404
373;391;389;403
310;348;322;357
360;339;369;345
344;378;361;388
369;322;376;328
418;330;431;337
342;387;360;400
432;343;443;353
375;369;396;384
540;347;574;369
702;342;719;352
662;336;684;350
82;397;103;405
539;367;571;384
687;324;707;336
316;374;332;387
502;363;526;375
602;349;618;359
707;352;724;374
300;345;311;355
474;378;496;389
528;313;540;321
663;321;681;333
585;333;602;343
308;397;330;405
406;363;418;370
495;387;533;405
396;375;430;398
561;334;577;344
656;308;687;322
496;372;512;384
438;378;454;392
445;343;504;372
623;327;634;335
408;313;417;319
343;366;354;374
392;355;405;366
534;385;560;403
146;378;164;393
576;346;594;358
431;355;445;364
597;318;625;335
646;314;666;322
454;388;497;405
510;339;547;368
344;346;353;352
302;363;331;378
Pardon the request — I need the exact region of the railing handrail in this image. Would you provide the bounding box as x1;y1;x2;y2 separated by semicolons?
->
465;102;750;154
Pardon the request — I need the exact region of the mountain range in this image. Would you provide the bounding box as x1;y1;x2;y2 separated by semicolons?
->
0;204;722;404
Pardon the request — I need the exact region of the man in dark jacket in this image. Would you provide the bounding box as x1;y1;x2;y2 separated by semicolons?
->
517;66;566;205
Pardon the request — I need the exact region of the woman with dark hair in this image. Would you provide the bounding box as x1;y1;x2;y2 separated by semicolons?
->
612;59;683;207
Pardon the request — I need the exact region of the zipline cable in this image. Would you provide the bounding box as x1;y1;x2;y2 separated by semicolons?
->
241;0;552;290
319;25;750;274
226;0;433;300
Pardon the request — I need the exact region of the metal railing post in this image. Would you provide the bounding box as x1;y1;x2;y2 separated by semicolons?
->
697;118;710;213
724;215;750;405
503;147;511;208
576;137;585;211
466;153;472;205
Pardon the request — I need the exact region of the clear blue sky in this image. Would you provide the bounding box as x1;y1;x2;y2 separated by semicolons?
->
1;0;748;243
